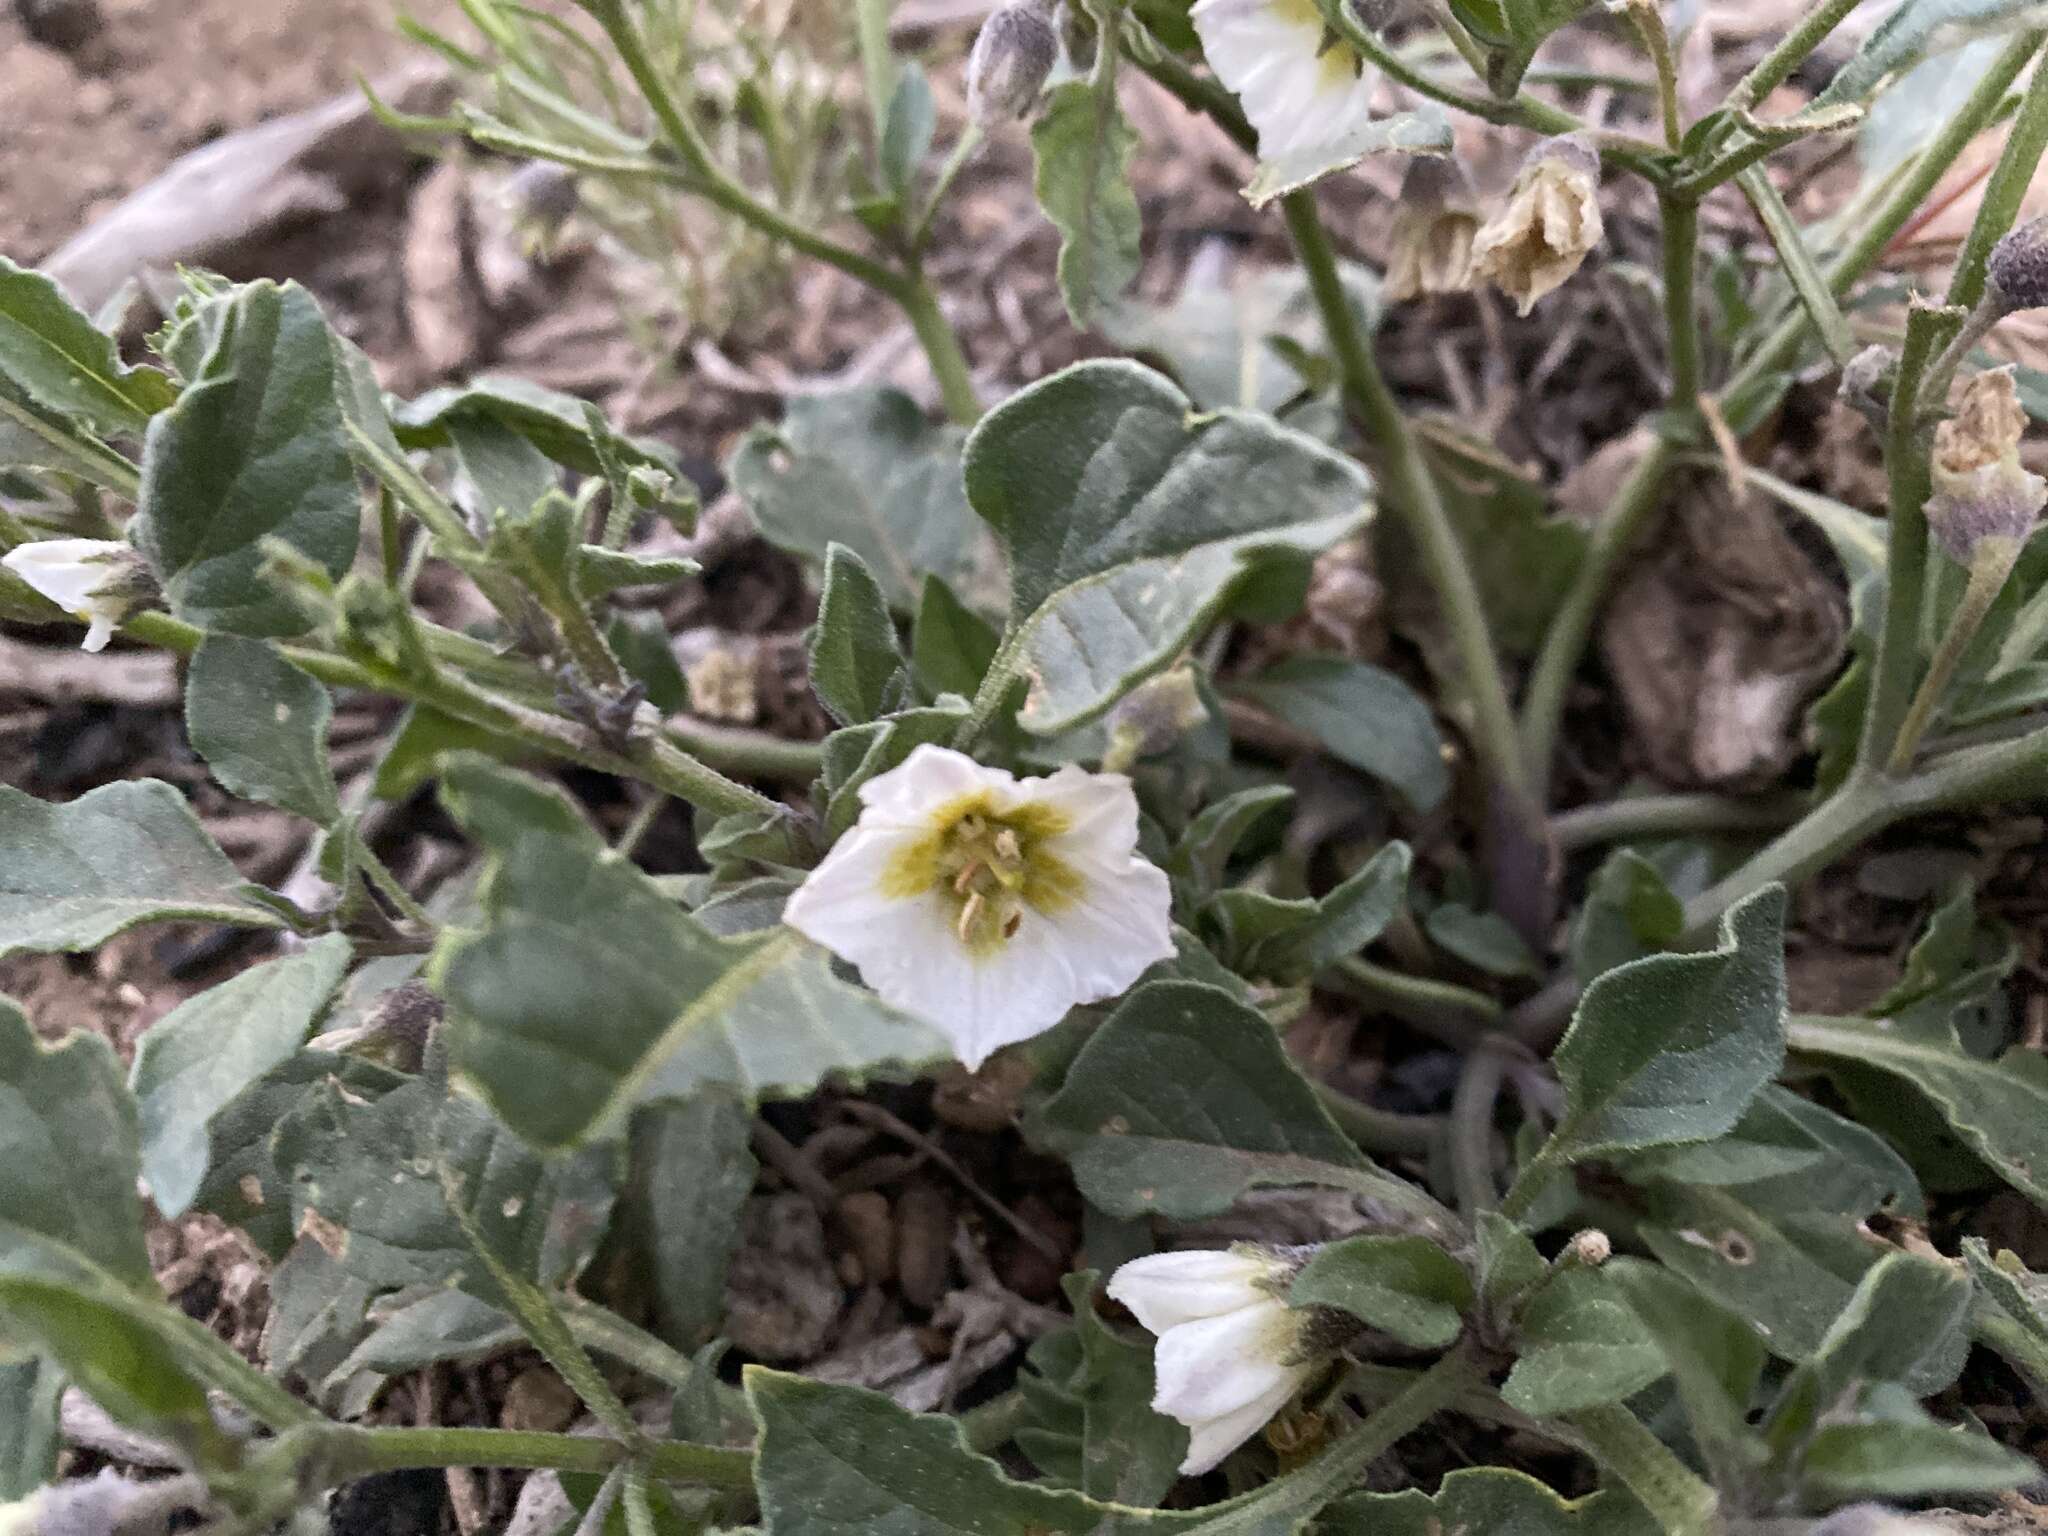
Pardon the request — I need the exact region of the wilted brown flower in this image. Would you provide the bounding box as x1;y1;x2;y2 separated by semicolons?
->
1471;132;1603;316
1926;367;2046;564
1383;156;1480;303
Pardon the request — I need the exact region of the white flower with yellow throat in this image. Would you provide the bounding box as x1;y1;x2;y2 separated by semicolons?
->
782;745;1174;1069
1192;0;1376;178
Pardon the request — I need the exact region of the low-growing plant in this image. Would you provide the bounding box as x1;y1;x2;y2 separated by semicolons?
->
4;1;2048;1533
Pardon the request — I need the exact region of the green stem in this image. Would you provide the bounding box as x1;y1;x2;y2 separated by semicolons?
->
1622;0;1683;151
0;395;141;495
1859;301;1963;771
328;1424;752;1486
1448;1040;1513;1216
900;265;983;425
1723;0;1864;115
1549;790;1805;851
1661;193;1703;405
1316;1;1666;179
352;832;438;930
1945;52;2048;317
122;611;785;819
1566;1403;1720;1536
1724;33;2041;404
1677;773;1890;940
1888;540;2021;772
1280;189;1533;825
853;0;899;149
1519;437;1674;797
574;0;980;421
1315;1083;1444;1157
1325;956;1502;1051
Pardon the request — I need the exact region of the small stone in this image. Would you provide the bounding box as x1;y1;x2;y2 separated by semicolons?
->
15;0;104;53
499;1366;579;1434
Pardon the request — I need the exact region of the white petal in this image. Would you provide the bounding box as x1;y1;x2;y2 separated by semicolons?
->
1151;1300;1306;1426
1178;1370;1306;1475
1191;0;1375;164
855;744;1011;828
1;538;125;616
1108;1249;1278;1334
915;914;1093;1069
780;819;933;955
81;615;114;652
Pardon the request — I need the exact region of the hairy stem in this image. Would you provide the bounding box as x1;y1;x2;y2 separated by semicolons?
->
1550;789;1806;851
1280;190;1534;826
1723;0;1864;115
327;1424;752;1486
1859;302;1963;770
1448;1040;1514;1216
1325;956;1503;1052
1316;1083;1445;1157
1566;1403;1720;1536
1888;540;2021;773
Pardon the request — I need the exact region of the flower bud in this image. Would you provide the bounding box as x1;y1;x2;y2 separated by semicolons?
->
967;0;1059;127
499;160;580;259
1926;367;2047;565
1567;1228;1612;1267
1383;155;1481;303
0;537;154;652
1987;213;2048;314
1109;1245;1319;1474
1471;132;1604;316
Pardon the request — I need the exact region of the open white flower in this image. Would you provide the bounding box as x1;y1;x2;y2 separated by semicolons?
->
1191;0;1375;178
1;537;147;652
1110;1247;1316;1475
783;745;1174;1069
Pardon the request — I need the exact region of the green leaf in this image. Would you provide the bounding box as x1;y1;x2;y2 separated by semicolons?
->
1798;1417;2036;1504
393;374;677;476
576;544;700;598
0;257;175;435
1819;0;2048;108
0;1003;223;1452
730;386;1003;615
609;609;690;714
1289;1235;1473;1349
130;280;360;636
186;634;342;825
1251;842;1412;981
1605;1259;1765;1491
965;361;1372;735
434;813;947;1148
1242;109;1454;208
1064;1272;1187;1506
0;1357;61;1500
811;543;908;726
1622;1087;1828;1187
1172;785;1293;894
1451;0;1597;95
1965;1238;2048;1356
1476;1212;1548;1325
1425;904;1539;979
1321;1466;1646;1536
0;1001;151;1287
1032;78;1143;328
191;1050;406;1259
275;1076;615;1305
130;934;352;1217
0;779;284;956
1233;656;1447;814
1569;849;1684;985
1500;1268;1669;1419
911;574;1000;699
1787;1009;2048;1206
1036;981;1450;1232
1546;886;1786;1160
624;1090;757;1352
881;63;936;197
816;702;968;840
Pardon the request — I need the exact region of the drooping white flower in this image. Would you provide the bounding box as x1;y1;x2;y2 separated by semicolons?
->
1109;1246;1317;1475
783;744;1173;1070
0;537;147;652
1191;0;1376;184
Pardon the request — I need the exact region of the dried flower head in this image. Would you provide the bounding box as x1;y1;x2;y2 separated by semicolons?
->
1926;367;2047;564
1384;155;1481;303
1471;132;1603;316
967;0;1059;127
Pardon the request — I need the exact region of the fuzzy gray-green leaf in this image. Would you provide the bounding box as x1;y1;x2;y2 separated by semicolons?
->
1032;78;1143;327
186;634;342;825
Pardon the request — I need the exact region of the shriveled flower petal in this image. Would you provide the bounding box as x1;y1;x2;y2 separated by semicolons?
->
1471;133;1603;315
782;745;1174;1069
0;537;144;653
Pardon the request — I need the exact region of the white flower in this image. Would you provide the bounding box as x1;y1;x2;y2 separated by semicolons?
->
782;744;1173;1070
0;537;145;652
1191;0;1375;178
1109;1247;1316;1475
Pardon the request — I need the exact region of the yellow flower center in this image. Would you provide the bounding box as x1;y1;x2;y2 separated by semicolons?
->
1272;0;1362;92
879;791;1082;956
